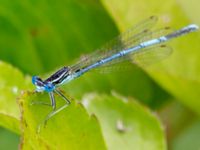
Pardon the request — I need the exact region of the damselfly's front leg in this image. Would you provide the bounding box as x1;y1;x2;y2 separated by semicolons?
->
30;101;52;107
30;91;53;107
37;90;71;132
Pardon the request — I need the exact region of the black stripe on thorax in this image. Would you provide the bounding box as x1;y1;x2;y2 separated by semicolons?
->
44;66;70;85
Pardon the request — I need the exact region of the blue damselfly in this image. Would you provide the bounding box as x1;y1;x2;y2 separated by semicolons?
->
32;16;199;128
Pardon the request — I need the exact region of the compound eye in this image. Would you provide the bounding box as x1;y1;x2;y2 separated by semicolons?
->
32;76;44;86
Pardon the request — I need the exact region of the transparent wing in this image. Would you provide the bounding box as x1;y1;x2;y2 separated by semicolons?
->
132;44;172;66
94;27;172;68
93;44;172;73
70;16;158;72
70;16;172;73
93;61;134;74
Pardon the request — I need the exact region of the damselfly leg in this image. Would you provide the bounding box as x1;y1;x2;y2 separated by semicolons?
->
37;90;71;132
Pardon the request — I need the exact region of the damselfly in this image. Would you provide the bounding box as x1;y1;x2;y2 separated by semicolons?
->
32;16;199;127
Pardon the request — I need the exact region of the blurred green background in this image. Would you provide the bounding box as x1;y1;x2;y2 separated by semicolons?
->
0;0;199;149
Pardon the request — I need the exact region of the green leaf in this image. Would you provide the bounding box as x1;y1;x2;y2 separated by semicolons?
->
100;0;200;114
0;127;19;150
18;92;106;150
83;93;166;150
0;61;32;133
0;0;170;108
0;0;119;74
171;120;200;150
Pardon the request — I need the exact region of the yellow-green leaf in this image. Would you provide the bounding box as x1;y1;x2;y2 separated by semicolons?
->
18;92;106;150
101;0;200;114
0;61;32;133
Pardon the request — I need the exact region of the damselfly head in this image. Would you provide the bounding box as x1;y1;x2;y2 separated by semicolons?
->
32;76;43;86
32;76;46;92
32;76;55;92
